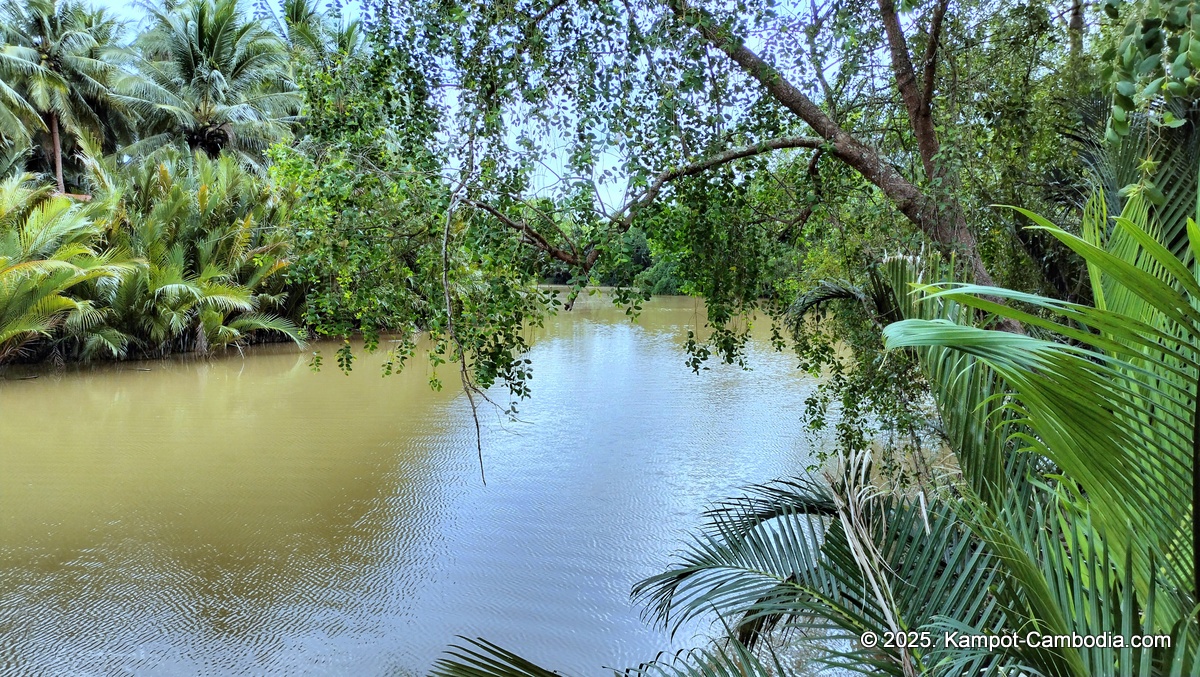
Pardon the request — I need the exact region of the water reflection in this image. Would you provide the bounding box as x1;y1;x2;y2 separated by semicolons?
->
0;294;819;675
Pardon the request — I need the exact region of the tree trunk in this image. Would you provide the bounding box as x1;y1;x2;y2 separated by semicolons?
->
1067;0;1086;87
877;0;945;180
1069;0;1084;63
49;112;64;194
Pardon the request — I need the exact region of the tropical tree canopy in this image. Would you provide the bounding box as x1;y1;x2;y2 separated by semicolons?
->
123;0;301;165
7;1;1200;675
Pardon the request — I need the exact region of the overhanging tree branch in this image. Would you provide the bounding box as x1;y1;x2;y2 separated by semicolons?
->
469;136;825;271
664;0;996;288
612;135;825;229
465;198;583;267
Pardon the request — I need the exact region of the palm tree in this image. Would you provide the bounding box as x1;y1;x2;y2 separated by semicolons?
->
123;0;301;166
0;0;129;193
329;14;364;58
883;192;1200;626
72;7;140;155
0;172;127;362
278;0;364;63
279;0;325;57
0;48;43;153
69;145;303;359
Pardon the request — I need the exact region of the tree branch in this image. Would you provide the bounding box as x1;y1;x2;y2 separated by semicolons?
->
613;136;825;229
1068;0;1084;62
807;147;824;198
878;0;920;110
805;0;839;123
920;0;950;111
771;147;824;243
664;1;936;236
527;0;570;25
443;137;489;485
665;0;998;290
471;136;824;272
465;199;582;267
878;0;938;178
622;0;691;158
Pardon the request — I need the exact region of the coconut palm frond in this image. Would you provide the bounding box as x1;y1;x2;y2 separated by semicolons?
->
431;638;571;677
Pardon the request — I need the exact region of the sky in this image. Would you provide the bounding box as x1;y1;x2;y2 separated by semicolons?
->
94;0;153;25
95;0;357;30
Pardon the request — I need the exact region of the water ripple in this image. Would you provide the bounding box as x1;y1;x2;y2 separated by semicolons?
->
0;295;822;675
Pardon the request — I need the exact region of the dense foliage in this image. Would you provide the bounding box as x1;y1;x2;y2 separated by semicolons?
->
9;0;1200;674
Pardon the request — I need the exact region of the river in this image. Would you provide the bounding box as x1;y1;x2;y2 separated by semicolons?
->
0;294;821;675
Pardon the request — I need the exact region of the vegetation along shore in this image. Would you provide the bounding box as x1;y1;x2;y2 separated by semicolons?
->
6;0;1200;674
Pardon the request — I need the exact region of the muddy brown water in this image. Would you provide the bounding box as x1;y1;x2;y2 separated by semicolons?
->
0;294;820;675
